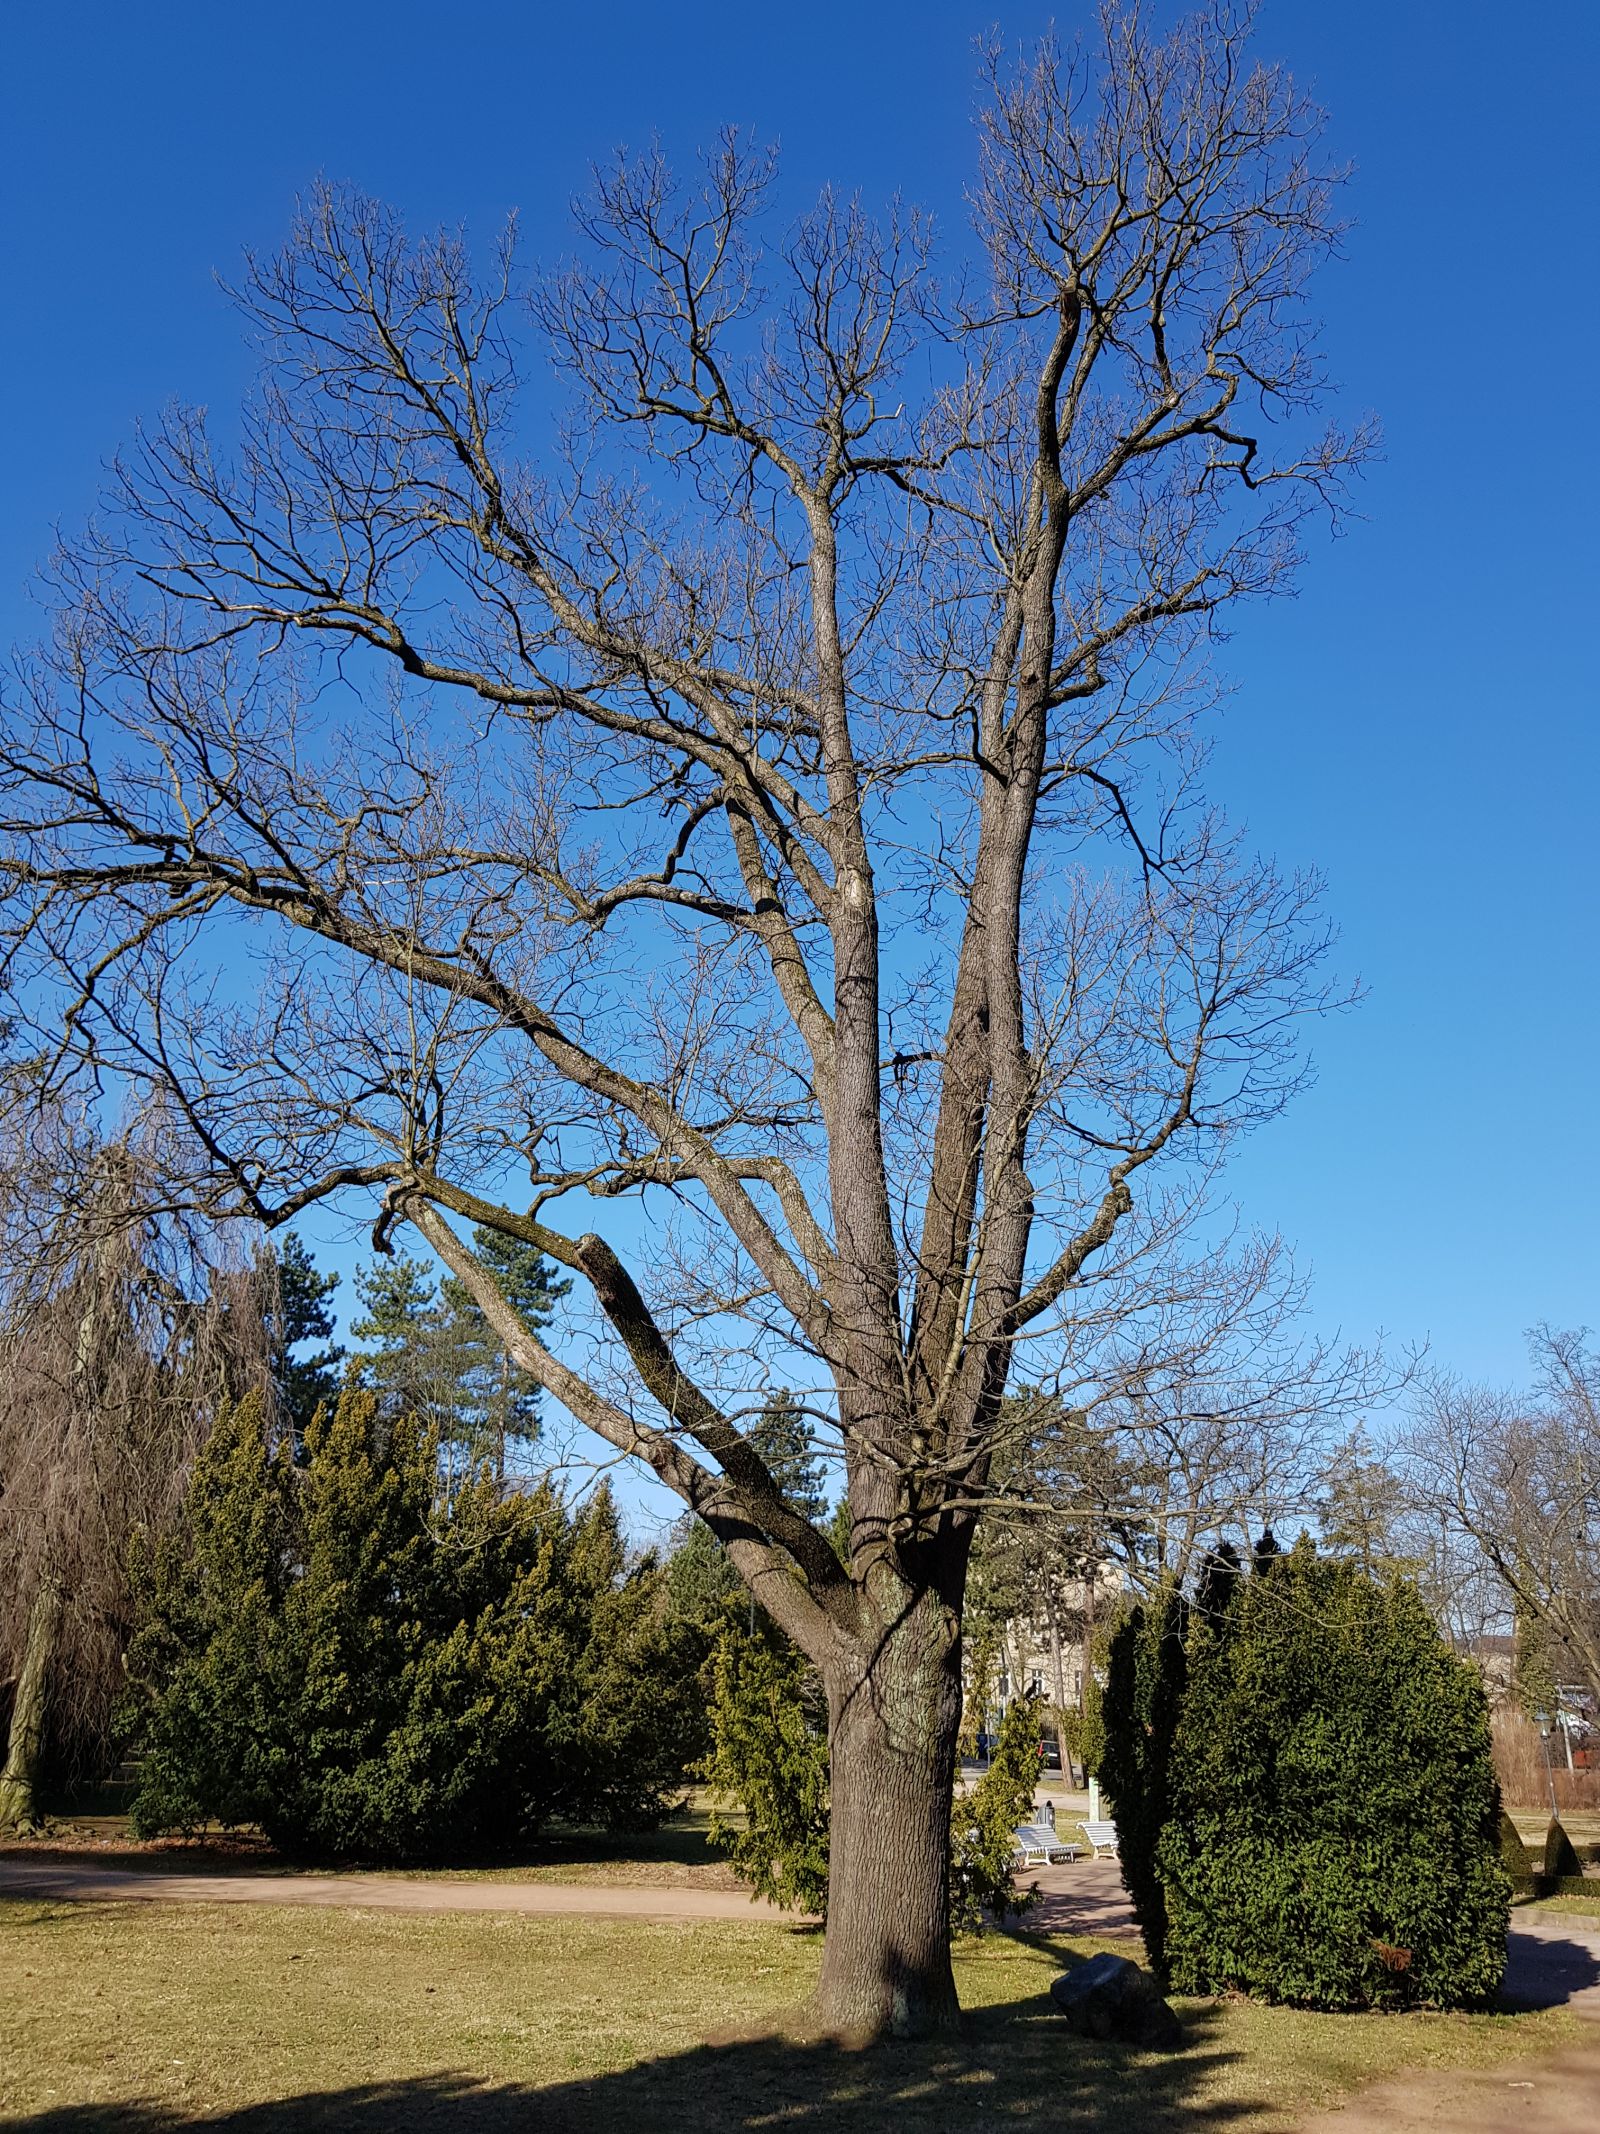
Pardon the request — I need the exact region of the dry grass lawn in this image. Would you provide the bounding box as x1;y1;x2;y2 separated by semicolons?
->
0;1897;1584;2133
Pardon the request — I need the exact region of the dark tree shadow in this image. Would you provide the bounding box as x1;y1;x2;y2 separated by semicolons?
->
1500;1927;1600;2011
3;1993;1259;2134
1;1804;730;1879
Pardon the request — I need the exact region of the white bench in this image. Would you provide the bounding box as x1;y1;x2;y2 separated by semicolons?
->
1079;1818;1119;1859
1012;1823;1079;1867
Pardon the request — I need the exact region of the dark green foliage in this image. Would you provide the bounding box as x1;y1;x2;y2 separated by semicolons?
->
703;1617;1056;1934
124;1387;700;1859
270;1233;344;1449
703;1609;831;1916
351;1234;569;1470
1251;1527;1283;1578
1099;1578;1189;1976
1499;1811;1532;1879
121;1396;297;1833
1513;1595;1558;1720
1316;1438;1417;1579
827;1496;853;1568
950;1697;1042;1934
1104;1538;1509;2010
747;1389;830;1524
439;1227;572;1453
664;1515;744;1637
1193;1541;1242;1625
1543;1817;1583;1880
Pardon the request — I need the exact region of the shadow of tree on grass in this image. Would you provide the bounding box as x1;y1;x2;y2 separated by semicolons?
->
5;1993;1256;2134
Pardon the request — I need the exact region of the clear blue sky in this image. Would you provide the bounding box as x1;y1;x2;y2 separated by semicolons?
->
3;1;1595;1394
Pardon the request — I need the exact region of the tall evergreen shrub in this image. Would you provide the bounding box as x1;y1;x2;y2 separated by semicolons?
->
125;1387;699;1857
703;1609;831;1915
1102;1536;1508;2010
1098;1577;1189;1977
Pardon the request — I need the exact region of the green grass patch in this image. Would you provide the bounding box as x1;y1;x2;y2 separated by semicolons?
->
0;1898;1583;2132
1515;1891;1600;1924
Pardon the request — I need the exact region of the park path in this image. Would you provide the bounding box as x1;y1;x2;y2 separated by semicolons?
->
0;1851;1134;1935
0;1855;801;1923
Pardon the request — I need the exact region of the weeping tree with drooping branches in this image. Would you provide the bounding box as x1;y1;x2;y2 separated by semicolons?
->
0;1100;267;1827
0;3;1375;2034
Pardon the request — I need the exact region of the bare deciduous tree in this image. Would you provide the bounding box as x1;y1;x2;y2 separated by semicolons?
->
1406;1329;1600;1714
0;5;1369;2030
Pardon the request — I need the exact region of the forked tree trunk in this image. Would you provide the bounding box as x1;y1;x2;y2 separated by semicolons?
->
0;1570;63;1830
811;1585;965;2040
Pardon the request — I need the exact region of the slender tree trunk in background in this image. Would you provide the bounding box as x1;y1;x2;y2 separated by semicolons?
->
0;1568;64;1829
1082;1578;1096;1713
811;1589;964;2039
1047;1603;1071;1778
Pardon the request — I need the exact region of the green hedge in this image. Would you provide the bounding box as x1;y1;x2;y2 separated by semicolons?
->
1103;1537;1509;2010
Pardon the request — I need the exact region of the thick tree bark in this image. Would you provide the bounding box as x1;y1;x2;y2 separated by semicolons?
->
811;1584;965;2040
0;1570;63;1830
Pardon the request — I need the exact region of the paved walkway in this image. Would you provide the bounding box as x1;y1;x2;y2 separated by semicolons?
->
1024;1855;1142;1938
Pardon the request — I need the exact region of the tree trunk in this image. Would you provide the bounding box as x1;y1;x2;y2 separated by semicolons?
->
0;1569;63;1830
1047;1604;1071;1778
811;1585;964;2041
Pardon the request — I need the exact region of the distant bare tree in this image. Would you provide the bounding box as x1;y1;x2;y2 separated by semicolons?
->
0;4;1370;2030
0;1102;264;1827
1406;1329;1600;1713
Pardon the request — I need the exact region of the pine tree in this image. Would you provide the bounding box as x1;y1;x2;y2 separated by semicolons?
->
353;1235;568;1476
1317;1438;1415;1579
746;1389;829;1524
271;1233;344;1446
665;1515;744;1636
439;1227;570;1470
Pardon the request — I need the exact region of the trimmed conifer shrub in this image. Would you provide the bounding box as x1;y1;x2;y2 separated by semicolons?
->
1499;1811;1532;1880
1543;1817;1583;1881
1102;1536;1509;2010
703;1633;1048;1933
124;1388;701;1858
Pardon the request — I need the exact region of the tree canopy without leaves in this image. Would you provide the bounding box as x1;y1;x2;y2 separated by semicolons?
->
1406;1328;1600;1715
0;3;1369;2034
0;1100;264;1825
